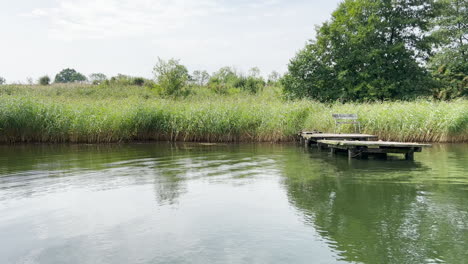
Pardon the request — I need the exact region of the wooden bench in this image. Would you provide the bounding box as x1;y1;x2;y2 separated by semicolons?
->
332;114;360;133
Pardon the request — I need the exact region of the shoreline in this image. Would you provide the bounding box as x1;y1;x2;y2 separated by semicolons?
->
0;138;466;145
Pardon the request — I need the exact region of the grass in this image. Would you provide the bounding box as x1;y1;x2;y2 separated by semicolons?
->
0;84;466;143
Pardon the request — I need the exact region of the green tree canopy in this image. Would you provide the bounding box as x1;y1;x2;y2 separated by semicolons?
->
0;76;5;85
54;68;87;83
153;58;189;96
283;0;437;101
429;0;467;99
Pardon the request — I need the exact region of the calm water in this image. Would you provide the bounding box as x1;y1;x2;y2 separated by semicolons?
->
0;143;467;264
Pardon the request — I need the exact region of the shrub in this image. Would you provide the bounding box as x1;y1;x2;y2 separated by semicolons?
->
132;77;145;86
153;58;189;96
38;76;51;85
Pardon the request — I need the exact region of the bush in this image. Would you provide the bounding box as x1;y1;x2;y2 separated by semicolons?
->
207;67;265;94
132;77;145;86
153;58;189;96
38;76;51;85
55;68;87;83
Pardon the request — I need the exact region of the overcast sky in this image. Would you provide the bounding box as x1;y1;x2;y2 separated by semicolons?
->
0;0;341;83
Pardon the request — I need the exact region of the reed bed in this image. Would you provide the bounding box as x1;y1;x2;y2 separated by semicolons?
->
0;85;466;143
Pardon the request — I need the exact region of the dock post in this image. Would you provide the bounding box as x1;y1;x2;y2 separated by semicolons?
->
405;149;415;161
330;147;336;155
348;149;354;160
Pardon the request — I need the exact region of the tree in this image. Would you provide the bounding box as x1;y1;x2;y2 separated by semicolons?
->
153;58;189;96
89;73;107;84
267;71;281;84
243;76;265;94
191;70;210;86
38;76;51;85
248;67;261;78
429;0;468;99
432;0;468;59
207;67;239;93
0;76;5;85
283;0;437;101
54;68;87;83
211;67;238;85
207;66;266;94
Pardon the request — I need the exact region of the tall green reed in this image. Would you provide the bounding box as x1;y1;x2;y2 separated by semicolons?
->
0;85;466;143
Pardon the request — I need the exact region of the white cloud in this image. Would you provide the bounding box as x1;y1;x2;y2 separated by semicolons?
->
25;0;282;40
2;0;341;82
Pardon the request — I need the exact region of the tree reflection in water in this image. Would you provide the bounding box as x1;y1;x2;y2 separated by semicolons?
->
282;147;468;263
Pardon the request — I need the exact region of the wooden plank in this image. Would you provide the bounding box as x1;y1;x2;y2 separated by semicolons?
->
364;148;421;153
317;140;431;148
301;133;377;139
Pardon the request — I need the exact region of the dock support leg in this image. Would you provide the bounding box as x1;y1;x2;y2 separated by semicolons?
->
348;148;356;160
330;148;336;156
405;150;414;161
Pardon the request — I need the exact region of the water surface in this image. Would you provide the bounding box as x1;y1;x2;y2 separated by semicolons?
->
0;143;467;264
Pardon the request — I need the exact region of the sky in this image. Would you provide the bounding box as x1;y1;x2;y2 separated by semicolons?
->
0;0;341;83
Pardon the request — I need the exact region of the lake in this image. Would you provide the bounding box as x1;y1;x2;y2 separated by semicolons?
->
0;143;467;264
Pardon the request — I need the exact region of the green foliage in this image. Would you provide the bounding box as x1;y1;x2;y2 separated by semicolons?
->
0;76;5;85
89;73;107;85
430;61;467;99
207;67;238;94
283;0;437;101
153;58;189;96
191;70;210;86
101;74;149;87
38;76;50;85
0;84;466;143
54;68;87;83
109;74;132;85
432;0;467;50
132;77;145;86
267;71;281;85
429;0;468;99
240;76;265;94
207;67;265;94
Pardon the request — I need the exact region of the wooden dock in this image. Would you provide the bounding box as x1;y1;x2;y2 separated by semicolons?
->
317;140;432;160
299;132;378;146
